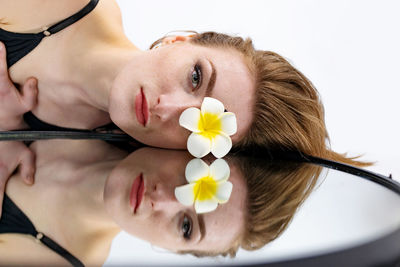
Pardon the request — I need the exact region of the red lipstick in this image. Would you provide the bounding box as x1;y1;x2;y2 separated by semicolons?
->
135;88;148;126
130;173;144;214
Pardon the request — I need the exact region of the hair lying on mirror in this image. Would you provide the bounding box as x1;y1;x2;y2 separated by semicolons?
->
237;158;322;255
151;31;372;167
178;155;323;258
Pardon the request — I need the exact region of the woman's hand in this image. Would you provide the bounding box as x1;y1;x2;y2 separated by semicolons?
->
0;141;35;218
0;41;38;130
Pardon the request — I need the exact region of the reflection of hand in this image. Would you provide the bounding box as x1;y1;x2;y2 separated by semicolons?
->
0;41;38;130
0;141;35;218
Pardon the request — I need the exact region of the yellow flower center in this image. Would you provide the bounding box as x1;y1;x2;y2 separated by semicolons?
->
193;176;218;201
197;112;222;139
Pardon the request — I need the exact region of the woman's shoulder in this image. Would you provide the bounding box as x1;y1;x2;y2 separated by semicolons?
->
0;0;92;32
0;234;69;266
0;0;119;33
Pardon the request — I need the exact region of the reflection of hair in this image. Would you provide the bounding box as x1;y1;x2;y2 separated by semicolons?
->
180;157;322;258
235;158;322;256
152;31;370;167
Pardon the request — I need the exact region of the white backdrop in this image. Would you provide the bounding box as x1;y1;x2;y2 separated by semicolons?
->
105;0;400;265
116;0;399;178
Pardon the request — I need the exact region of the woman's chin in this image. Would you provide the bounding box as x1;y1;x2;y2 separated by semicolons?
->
109;109;188;150
143;135;187;150
108;107;136;134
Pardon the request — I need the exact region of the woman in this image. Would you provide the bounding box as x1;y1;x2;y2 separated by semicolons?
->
0;139;321;266
0;0;253;147
0;0;358;164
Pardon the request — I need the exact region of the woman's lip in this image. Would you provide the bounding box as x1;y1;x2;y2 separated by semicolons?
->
130;173;144;214
142;89;149;126
135;88;148;127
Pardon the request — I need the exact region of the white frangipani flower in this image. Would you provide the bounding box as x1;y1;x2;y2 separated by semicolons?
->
179;97;237;158
174;158;233;214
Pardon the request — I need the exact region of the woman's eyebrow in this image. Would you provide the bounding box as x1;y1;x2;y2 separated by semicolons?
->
205;60;217;97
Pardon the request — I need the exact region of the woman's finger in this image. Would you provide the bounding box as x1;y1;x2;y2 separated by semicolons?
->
0;42;38;119
18;146;36;185
0;167;7;219
0;41;8;81
20;77;38;112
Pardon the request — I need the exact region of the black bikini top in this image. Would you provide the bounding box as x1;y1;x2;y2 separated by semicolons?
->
0;194;84;267
0;0;121;132
0;0;99;68
0;2;103;266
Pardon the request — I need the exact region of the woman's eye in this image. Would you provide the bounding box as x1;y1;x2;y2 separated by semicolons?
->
191;64;202;90
182;215;192;240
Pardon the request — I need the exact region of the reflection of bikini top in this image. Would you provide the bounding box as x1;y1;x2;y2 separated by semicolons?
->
0;0;117;132
0;194;84;267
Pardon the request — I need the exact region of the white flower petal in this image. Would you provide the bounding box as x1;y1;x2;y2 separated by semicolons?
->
201;97;224;115
175;184;196;206
219;112;237;136
187;133;212;158
195;199;219;214
185;159;209;183
215;181;233;203
210;133;232;158
179;107;201;133
209;159;230;182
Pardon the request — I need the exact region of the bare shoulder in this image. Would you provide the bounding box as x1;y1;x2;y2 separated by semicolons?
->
0;234;69;266
31;139;127;164
0;0;94;32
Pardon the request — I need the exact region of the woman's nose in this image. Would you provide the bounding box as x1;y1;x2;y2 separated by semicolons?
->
149;182;181;211
151;94;200;122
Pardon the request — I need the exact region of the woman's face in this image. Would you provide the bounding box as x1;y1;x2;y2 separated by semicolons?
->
103;148;247;253
109;40;255;149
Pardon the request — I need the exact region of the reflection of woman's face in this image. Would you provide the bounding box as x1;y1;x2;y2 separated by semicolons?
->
104;148;247;253
109;42;255;149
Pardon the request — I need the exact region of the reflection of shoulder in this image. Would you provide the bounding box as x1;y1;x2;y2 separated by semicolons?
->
0;233;70;266
32;139;127;165
0;0;93;33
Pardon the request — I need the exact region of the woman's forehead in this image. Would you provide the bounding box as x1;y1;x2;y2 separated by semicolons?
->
203;47;255;141
179;166;247;252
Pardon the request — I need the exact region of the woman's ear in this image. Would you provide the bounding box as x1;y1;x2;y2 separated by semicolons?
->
161;35;192;45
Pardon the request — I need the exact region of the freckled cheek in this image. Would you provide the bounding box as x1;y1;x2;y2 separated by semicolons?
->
142;218;169;242
160;125;189;145
129;225;159;243
169;132;189;148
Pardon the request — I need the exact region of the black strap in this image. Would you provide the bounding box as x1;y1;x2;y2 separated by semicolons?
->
40;234;85;267
45;0;99;36
0;194;85;267
0;0;100;67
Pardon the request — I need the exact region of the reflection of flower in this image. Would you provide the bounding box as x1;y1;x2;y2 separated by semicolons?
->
174;158;233;214
179;97;237;158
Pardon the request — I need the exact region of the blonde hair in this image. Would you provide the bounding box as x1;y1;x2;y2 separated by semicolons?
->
187;31;370;167
237;158;322;254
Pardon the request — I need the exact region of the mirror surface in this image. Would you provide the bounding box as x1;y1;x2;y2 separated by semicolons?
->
0;140;399;266
104;156;400;265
